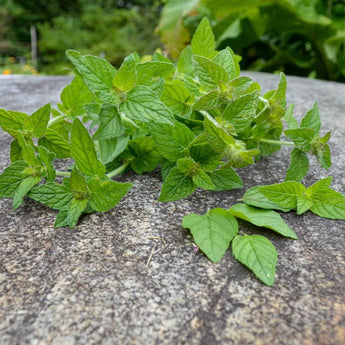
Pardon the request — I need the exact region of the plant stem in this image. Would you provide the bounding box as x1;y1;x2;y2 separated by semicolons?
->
259;138;295;147
48;114;67;127
56;170;71;176
107;161;131;179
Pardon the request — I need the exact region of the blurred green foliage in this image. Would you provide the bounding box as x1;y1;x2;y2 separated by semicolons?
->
158;0;345;82
0;0;161;74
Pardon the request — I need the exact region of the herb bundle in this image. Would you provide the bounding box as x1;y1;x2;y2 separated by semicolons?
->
1;18;344;285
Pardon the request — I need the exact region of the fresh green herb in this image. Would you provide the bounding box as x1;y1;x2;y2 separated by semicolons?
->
1;18;344;286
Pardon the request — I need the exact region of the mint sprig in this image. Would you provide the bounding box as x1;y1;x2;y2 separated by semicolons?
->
1;17;344;286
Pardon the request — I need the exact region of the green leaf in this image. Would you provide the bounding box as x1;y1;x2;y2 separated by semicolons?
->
54;210;69;228
266;72;287;109
150;121;195;161
213;47;240;80
113;53;137;92
222;91;259;133
93;105;124;140
66;49;118;104
300;102;321;134
66;198;88;228
10;139;23;162
29;181;73;210
59;75;95;117
313;131;332;169
161;81;192;115
38;128;70;158
191;17;216;58
182;208;238;263
227;76;261;98
309;189;345;220
136;61;175;85
0;109;28;137
177;45;193;74
88;178;132;212
192;170;215;190
189;143;222;171
204;113;235;153
70;168;87;192
284;128;316;151
128;136;162;174
193;91;220;111
17;132;40;167
296;195;313;215
23;104;51;138
229;203;298;239
99;136;129;164
70;118;105;177
193;56;229;91
285;148;309;182
259;181;305;210
232;235;278;286
208;166;243;191
0;161;29;198
120;85;174;125
242;186;292;212
305;176;332;198
283;104;298;129
38;146;56;182
13;175;41;209
159;166;196;202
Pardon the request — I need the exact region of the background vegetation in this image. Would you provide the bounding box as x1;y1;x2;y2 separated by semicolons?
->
1;0;344;81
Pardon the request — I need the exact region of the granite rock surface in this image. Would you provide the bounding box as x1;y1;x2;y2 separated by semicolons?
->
0;74;344;345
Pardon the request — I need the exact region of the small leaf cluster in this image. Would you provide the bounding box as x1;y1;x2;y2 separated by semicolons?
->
183;178;345;285
0;17;344;286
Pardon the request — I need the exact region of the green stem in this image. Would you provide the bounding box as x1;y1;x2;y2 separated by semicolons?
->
106;161;131;179
259;138;295;147
48;114;67;127
56;170;71;176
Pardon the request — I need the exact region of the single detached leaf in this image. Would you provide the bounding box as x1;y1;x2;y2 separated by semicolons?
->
88;178;132;212
120;85;174;125
300;102;321;134
23;103;51;138
191;17;216;58
182;208;238;263
242;186;292;212
0;161;29;198
208;166;243;191
259;181;305;210
70;118;105;177
66;49;118;103
285;148;309;182
28;181;73;210
159;167;196;202
232;235;278;286
229;203;298;239
150;121;195;161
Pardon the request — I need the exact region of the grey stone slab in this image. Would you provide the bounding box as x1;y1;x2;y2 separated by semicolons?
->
0;74;344;345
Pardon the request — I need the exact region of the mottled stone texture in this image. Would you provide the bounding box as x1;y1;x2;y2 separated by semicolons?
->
0;74;344;345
